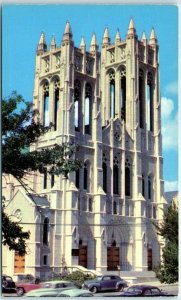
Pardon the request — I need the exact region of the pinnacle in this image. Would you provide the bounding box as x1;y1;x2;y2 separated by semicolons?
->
141;31;147;41
91;33;98;46
50;35;56;47
64;20;72;35
115;29;121;42
150;28;157;40
128;17;135;30
37;31;47;54
127;17;137;35
39;32;46;45
80;36;86;48
62;21;73;41
103;27;109;39
102;27;110;45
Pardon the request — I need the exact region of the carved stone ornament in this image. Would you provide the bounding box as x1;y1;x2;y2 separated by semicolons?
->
14;209;23;221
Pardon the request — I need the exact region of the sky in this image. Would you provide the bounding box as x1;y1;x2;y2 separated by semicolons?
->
2;4;178;192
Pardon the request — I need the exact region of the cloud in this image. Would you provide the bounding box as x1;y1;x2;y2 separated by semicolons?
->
161;97;178;151
164;81;178;95
164;180;178;192
161;97;174;118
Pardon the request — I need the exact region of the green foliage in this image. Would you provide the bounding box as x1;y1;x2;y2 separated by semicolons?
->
154;205;178;283
2;92;82;254
2;198;30;256
63;271;96;288
2;92;82;179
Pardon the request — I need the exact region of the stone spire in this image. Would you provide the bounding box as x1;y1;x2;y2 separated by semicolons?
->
141;31;147;42
90;32;98;53
149;28;157;45
102;27;110;46
37;32;47;54
127;17;137;35
62;21;73;41
115;29;121;44
50;35;56;51
80;36;86;49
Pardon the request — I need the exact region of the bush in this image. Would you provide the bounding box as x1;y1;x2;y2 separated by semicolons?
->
63;271;96;288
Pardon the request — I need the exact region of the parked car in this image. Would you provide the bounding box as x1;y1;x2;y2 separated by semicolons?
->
57;288;94;297
122;285;174;297
82;275;128;293
16;275;41;296
2;275;16;293
13;274;40;283
40;280;76;289
25;280;77;296
26;288;63;297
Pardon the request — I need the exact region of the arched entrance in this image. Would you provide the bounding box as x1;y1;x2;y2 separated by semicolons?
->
107;240;119;271
107;219;132;271
78;240;87;268
147;248;152;271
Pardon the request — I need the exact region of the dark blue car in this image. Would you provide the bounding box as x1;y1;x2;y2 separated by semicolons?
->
82;275;128;293
122;285;174;297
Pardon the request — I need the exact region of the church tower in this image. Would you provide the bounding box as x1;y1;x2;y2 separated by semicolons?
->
31;18;166;275
2;18;166;279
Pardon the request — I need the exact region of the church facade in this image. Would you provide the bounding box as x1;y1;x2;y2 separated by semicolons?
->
2;19;167;280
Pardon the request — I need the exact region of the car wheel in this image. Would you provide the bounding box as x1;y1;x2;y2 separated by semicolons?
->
117;284;124;291
90;286;98;294
17;287;25;296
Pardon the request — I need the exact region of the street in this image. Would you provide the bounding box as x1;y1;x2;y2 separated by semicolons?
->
94;285;179;297
2;284;179;297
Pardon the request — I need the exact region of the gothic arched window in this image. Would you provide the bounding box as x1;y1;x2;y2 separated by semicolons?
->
125;159;131;196
147;72;154;132
109;70;115;118
83;161;90;192
43;82;49;127
120;67;126;121
102;162;107;193
51;168;55;188
142;175;145;197
148;175;152;200
139;69;144;128
43;168;47;189
43;217;49;245
113;165;119;195
85;83;92;134
153;205;157;219
88;198;93;212
113;155;119;195
54;79;60;131
74;80;81;131
75;169;79;189
113;201;117;214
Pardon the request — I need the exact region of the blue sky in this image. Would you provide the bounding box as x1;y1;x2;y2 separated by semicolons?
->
2;4;178;191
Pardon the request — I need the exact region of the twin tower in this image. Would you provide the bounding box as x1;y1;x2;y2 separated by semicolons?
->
31;18;165;274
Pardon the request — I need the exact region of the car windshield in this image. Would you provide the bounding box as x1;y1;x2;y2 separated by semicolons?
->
41;283;53;288
95;276;102;281
4;277;13;281
127;287;142;294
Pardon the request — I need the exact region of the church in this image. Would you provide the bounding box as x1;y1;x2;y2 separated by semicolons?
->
2;19;167;280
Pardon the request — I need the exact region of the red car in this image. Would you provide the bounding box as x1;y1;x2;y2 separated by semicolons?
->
15;274;40;296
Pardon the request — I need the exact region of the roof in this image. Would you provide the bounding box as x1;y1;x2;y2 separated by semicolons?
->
164;191;178;205
29;194;49;207
130;285;159;289
59;288;92;296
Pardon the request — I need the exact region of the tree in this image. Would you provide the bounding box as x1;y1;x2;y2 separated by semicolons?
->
154;204;178;283
2;197;30;256
2;92;82;254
